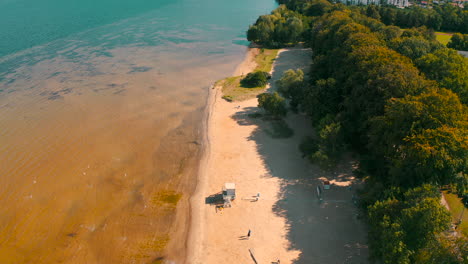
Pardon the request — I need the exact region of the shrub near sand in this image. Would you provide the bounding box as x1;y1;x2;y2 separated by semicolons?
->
240;71;270;88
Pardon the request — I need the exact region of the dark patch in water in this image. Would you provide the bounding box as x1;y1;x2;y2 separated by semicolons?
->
59;88;73;94
48;94;64;100
66;233;77;238
48;71;63;79
128;66;152;73
113;89;126;95
93;83;127;93
148;86;158;90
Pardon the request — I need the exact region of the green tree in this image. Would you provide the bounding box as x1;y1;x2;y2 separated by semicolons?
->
276;69;304;110
366;5;381;21
396;125;468;186
381;7;397;25
380;25;402;42
369;88;467;186
276;69;304;98
302;78;340;123
367;185;452;263
304;0;332;17
416;48;468;104
415;235;468;264
390;36;441;60
401;187;451;250
368;198;410;263
447;33;468;51
257;92;288;118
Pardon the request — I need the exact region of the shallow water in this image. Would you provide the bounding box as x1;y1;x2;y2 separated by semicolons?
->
0;0;276;262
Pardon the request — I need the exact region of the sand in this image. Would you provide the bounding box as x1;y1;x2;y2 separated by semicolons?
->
187;48;369;264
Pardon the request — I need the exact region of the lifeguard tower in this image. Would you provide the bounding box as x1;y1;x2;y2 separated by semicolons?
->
222;183;236;208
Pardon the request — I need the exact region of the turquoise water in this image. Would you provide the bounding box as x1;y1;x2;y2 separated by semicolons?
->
0;0;277;262
0;0;271;57
1;0;276;77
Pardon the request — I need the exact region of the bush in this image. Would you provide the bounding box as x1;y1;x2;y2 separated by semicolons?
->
241;71;270;88
257;92;287;118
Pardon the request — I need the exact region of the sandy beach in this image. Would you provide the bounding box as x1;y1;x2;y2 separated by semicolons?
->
187;48;369;264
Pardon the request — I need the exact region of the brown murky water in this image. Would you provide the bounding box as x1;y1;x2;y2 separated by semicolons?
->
0;0;277;262
0;45;245;263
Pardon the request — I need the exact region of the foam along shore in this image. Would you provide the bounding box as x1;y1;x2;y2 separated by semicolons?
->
187;47;369;264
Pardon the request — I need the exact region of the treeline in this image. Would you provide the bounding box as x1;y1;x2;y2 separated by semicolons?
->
375;5;468;33
276;0;468;33
249;1;468;263
247;5;311;47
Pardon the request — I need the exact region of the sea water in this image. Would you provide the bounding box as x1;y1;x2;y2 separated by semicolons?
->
0;0;276;262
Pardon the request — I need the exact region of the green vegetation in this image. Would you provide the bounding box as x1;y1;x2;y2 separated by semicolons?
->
448;33;468;51
376;5;467;34
276;69;304;110
247;5;310;47
240;71;270;87
367;185;451;263
257;92;287;118
255;49;280;72
443;191;468;237
218;49;279;102
249;1;468;262
416;48;468;104
435;32;453;45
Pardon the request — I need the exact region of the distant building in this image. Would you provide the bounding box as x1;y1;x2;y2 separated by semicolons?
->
386;0;410;7
337;0;409;7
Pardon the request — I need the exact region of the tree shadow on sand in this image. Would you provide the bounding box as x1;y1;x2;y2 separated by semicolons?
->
230;48;369;264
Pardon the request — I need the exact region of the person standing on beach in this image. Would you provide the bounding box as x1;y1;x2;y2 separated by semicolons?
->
247;229;251;239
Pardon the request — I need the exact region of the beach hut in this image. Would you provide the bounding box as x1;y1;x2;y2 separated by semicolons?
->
323;180;331;190
223;183;236;200
222;183;236;208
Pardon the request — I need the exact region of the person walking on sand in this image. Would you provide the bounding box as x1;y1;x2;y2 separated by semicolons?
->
247;229;251;239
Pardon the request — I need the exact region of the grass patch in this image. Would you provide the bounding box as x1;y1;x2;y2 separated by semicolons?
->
264;119;294;138
218;48;279;102
435;32;453;46
255;48;279;73
151;190;182;209
443;191;468;237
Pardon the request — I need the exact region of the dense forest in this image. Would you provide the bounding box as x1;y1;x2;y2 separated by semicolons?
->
249;0;468;263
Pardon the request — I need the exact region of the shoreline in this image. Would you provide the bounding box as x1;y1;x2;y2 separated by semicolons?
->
186;46;368;264
185;47;259;263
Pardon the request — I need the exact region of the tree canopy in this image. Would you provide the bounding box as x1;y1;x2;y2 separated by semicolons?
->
250;2;467;262
257;92;288;118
